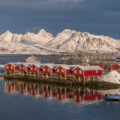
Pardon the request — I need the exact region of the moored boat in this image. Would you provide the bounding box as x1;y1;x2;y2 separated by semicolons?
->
104;94;120;102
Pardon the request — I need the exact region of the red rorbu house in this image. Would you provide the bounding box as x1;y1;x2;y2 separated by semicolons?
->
111;63;119;70
29;64;41;74
41;64;54;75
5;63;16;74
55;65;70;76
72;66;102;77
18;63;29;73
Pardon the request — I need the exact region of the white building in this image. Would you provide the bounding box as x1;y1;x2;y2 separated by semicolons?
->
25;56;40;63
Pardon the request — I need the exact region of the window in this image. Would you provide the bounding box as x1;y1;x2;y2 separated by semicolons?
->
61;69;64;73
11;66;13;69
96;71;98;73
48;69;50;72
57;69;59;72
7;66;9;69
74;70;77;74
31;67;33;70
43;68;45;71
79;70;82;74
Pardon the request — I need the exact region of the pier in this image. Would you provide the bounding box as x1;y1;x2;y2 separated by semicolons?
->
4;62;103;87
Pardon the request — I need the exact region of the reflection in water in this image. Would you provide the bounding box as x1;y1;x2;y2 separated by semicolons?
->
4;80;103;105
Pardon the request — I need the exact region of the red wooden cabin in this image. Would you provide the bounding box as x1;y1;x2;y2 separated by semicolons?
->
72;66;83;77
55;65;70;76
14;65;18;71
41;64;54;75
18;63;29;73
112;63;119;70
72;66;102;77
30;64;41;74
5;63;15;72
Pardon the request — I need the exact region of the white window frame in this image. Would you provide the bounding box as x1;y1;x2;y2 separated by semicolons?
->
61;69;64;73
79;70;82;74
74;70;77;74
57;69;59;72
43;68;45;71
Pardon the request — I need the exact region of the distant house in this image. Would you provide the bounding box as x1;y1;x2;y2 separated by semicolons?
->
26;56;40;63
5;63;14;71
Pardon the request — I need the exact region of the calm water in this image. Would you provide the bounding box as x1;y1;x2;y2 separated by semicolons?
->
0;55;120;120
0;78;120;120
0;55;62;64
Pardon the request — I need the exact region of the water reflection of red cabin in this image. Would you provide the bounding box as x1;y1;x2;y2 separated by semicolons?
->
73;94;102;103
4;82;103;104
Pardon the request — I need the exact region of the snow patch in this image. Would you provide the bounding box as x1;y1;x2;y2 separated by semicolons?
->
101;71;120;84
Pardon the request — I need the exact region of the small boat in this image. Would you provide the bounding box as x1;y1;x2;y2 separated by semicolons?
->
104;94;120;102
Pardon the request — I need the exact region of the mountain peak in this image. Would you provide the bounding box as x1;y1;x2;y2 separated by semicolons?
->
38;29;47;34
4;30;12;35
62;29;77;33
0;29;119;54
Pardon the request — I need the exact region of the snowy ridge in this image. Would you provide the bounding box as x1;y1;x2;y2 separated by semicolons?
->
0;29;53;45
47;29;120;52
0;29;120;54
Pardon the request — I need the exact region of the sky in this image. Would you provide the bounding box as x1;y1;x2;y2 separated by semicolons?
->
0;0;120;38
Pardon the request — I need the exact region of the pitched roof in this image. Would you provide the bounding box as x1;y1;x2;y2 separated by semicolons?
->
55;64;70;70
72;65;102;71
25;56;40;63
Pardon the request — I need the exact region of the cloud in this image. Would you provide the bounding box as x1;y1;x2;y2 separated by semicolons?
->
42;0;84;3
0;0;86;14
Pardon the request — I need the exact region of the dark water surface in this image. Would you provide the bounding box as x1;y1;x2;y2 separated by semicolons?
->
0;55;120;120
0;55;61;64
0;79;120;120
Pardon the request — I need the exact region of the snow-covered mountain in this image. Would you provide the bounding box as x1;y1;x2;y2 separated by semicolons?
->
46;29;120;52
0;29;53;45
0;29;120;54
